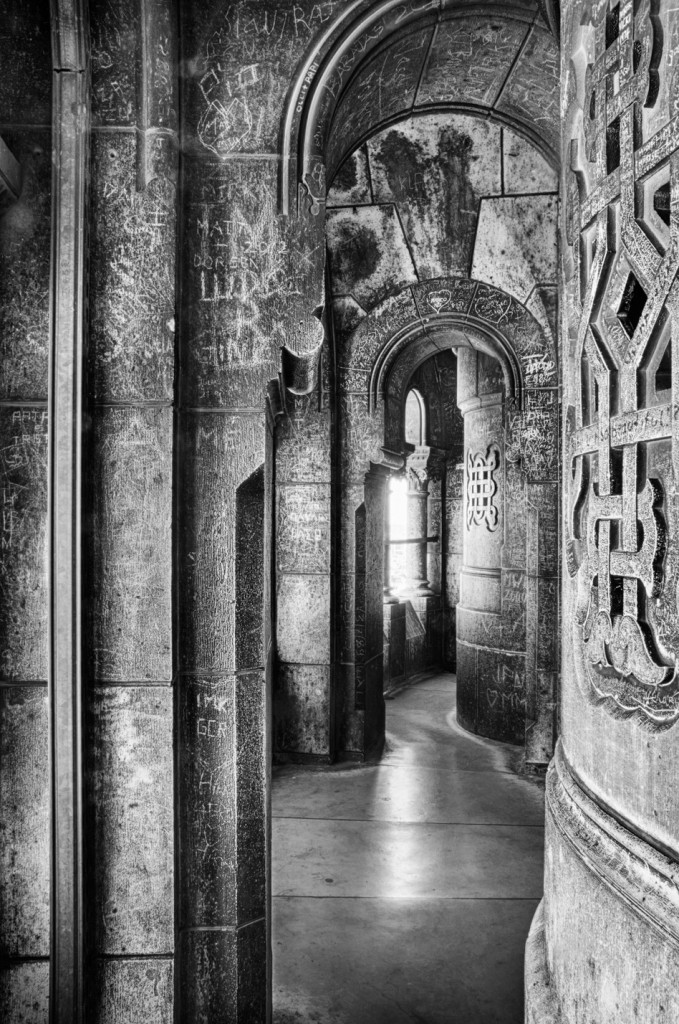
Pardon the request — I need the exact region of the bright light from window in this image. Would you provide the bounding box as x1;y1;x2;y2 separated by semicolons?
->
388;475;408;592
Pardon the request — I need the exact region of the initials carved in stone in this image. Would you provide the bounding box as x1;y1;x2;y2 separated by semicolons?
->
467;446;499;531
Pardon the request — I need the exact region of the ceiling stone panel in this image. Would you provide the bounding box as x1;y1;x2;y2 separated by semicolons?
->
503;129;558;193
326;26;435;178
326;205;418;311
495;25;560;156
416;16;529;108
471;194;558;303
367;114;502;279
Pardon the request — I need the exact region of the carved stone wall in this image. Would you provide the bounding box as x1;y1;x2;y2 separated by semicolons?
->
274;389;334;761
0;3;565;1021
87;4;178;1013
527;1;679;1021
0;5;51;1018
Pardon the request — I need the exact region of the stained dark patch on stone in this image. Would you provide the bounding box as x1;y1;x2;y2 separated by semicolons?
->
333;156;359;194
329;222;381;284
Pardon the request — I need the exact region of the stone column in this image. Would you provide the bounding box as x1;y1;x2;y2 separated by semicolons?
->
355;466;388;755
456;348;528;744
401;447;443;677
273;387;333;763
0;5;52;1017
528;3;679;1020
85;3;178;1015
405;464;431;593
175;1;328;1016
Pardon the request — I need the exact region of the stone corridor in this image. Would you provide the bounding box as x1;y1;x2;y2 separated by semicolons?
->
272;673;545;1024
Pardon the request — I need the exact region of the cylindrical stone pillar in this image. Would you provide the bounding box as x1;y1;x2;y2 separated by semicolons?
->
406;471;430;592
456;348;526;744
527;3;679;1020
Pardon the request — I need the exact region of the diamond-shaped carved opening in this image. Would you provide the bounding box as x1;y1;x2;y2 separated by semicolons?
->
655;338;672;393
581;353;592;424
607;117;621;173
633;39;642;73
654;182;671;226
617;273;647;337
606;3;620;47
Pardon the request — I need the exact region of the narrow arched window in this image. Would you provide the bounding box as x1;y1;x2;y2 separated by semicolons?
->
404;388;426;446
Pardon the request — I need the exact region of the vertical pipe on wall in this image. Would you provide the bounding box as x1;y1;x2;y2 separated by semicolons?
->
48;3;89;1019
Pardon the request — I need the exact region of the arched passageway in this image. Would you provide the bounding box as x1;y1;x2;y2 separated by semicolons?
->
272;671;545;1023
274;112;561;768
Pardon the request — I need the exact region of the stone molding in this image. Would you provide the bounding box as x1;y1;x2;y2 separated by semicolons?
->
548;741;679;951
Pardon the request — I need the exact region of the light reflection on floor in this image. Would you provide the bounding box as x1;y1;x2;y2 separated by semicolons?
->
272;672;545;1024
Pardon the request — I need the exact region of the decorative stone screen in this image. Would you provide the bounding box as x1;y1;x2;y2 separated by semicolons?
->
466;446;500;531
564;0;679;729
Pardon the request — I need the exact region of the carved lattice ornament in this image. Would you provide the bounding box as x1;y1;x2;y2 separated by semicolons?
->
467;446;500;531
565;0;679;727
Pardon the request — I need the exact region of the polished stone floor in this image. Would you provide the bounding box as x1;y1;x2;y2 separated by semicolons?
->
272;672;545;1024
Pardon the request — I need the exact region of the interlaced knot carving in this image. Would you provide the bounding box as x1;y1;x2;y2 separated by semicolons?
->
467;446;500;531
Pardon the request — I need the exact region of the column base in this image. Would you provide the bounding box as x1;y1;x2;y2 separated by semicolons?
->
533;741;679;1024
524;901;561;1024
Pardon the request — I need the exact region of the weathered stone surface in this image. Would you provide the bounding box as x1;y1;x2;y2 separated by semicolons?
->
327;26;435;176
419;17;529;108
476;649;526;745
455;641;478;734
234;670;268;923
89;407;172;682
90;0;139;127
459;570;501;614
88;686;174;955
326;205;417;311
0;961;49;1024
456;606;502;648
89;134;176;402
93;958;173;1024
496;26;560;157
502;569;527;651
182;1;340;158
0;131;51;401
178;922;266;1024
179;412;265;674
528;4;679;1018
274;664;332;756
0;407;48;681
275;397;331;483
180;156;320;408
277;485;331;574
0;687;49;957
276;575;331;664
0;3;50;125
179;671;266;929
472;196;558;304
368;115;501;279
503;129;558;195
327;146;372;207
